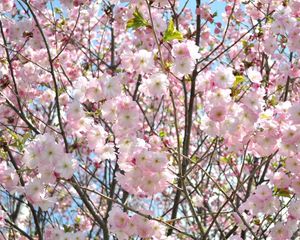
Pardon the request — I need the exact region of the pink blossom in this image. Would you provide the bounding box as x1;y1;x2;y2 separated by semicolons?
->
133;49;154;74
288;102;300;124
0;162;19;192
213;66;235;89
141;72;169;97
208;105;227;122
270;222;292;240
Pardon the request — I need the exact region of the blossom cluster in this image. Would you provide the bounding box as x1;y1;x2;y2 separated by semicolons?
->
108;206;167;240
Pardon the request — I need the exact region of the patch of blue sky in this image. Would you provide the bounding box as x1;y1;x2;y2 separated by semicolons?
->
49;0;226;21
180;0;226;23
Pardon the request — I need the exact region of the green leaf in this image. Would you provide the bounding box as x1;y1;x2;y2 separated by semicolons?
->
0;149;7;159
231;75;244;98
75;216;81;224
7;130;31;152
163;19;183;42
268;95;278;106
54;7;63;15
276;188;291;198
126;8;149;30
191;156;198;164
233;75;244;88
63;224;72;233
266;16;274;24
219;156;230;164
57;19;66;29
266;215;273;222
159;131;166;138
253;218;260;226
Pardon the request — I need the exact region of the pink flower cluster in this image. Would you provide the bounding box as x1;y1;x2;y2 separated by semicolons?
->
108;206;168;240
22;133;77;209
239;185;280;216
171;41;200;76
0;162;19;192
116;137;172;196
44;227;85;240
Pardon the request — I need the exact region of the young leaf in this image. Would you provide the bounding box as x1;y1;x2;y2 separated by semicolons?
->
276;188;292;198
233;75;244;88
126;8;149;30
163;19;183;42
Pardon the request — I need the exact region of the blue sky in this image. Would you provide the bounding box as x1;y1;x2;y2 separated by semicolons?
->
181;0;226;23
50;0;226;21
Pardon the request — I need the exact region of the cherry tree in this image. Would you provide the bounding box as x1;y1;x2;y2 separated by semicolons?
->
0;0;300;239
